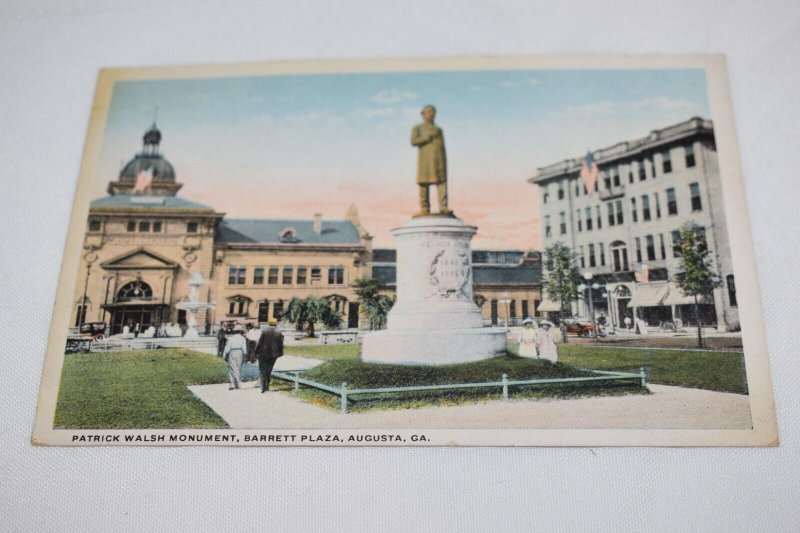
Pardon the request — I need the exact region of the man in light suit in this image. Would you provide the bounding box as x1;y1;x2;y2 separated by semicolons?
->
254;317;284;393
222;326;247;390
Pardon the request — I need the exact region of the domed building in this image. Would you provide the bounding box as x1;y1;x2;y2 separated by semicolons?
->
73;122;374;336
107;123;183;196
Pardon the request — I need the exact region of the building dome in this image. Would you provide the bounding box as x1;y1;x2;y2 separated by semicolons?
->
119;154;176;183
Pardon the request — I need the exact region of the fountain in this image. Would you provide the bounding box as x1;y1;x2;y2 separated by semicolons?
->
175;272;215;338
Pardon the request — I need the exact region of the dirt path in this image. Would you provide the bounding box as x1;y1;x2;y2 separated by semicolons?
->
188;380;752;430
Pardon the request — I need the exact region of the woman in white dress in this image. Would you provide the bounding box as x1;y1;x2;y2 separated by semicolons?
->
516;317;539;358
537;320;559;364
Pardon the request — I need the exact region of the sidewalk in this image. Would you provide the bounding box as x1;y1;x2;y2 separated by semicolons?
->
188;375;752;431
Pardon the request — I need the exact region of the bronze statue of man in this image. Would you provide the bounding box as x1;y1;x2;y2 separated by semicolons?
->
411;105;452;216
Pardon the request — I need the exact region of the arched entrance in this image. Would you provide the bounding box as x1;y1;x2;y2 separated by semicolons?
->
612;285;632;329
109;280;158;334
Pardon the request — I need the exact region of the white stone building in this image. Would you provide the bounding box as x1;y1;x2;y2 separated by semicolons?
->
529;117;739;332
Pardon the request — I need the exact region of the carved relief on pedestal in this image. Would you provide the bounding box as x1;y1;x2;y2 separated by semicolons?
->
427;241;471;300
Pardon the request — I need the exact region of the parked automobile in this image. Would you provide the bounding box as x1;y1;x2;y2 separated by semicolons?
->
563;319;604;337
79;321;107;340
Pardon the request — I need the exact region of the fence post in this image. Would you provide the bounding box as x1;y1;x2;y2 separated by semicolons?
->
639;366;646;388
501;374;509;400
292;373;299;396
340;382;348;414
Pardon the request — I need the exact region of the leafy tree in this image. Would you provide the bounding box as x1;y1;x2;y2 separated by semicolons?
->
674;222;722;348
352;277;395;330
284;296;342;338
543;242;580;344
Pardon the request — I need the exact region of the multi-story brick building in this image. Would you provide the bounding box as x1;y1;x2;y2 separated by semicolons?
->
529;117;739;331
72;123;372;334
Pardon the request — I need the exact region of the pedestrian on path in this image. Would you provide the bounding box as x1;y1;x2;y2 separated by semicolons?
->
537;320;559;364
245;323;262;363
223;327;247;390
517;317;539;358
255;317;284;393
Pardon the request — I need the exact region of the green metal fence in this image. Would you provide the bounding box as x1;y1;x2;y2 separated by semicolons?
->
271;367;647;414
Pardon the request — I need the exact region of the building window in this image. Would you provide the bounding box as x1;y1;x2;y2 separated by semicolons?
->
671;230;682;257
646;235;656;261
694;226;708;254
510;300;517;319
533;299;541;317
253;267;265;285
654;193;661;218
296;267;307;284
662;150;672;174
615;200;624;225
628;168;635;184
521;300;529;318
642;195;651;221
588;243;596;267
138;221;150;232
558;181;565;200
544;215;552;238
228;298;248;316
611;242;629;272
282;267;293;285
328;266;344;285
258;301;269;322
603;173;612;191
88;219;102;232
272;300;284;320
599;243;606;266
585;207;593;231
268;267;279;284
228;267;246;285
187;222;198;233
690;182;702;211
559;212;567;235
583;183;588;195
612;167;621;187
635;237;642;263
727;274;738;307
576;209;582;232
607;203;615;227
596;206;602;229
659;234;666;259
543;190;549;204
631;198;638;223
311;267;322;282
639;160;647;181
685;143;696;168
575;182;580;197
579;245;585;268
152;221;162;232
666;187;678;215
127;220;136;232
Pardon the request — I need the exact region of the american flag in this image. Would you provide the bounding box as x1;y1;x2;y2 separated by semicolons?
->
635;263;650;283
580;151;599;194
132;167;154;194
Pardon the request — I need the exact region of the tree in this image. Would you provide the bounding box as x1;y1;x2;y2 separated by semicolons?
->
543;242;580;344
673;222;722;348
352;277;395;330
284;296;342;338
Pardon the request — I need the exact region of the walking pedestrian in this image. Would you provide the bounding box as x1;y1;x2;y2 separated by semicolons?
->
254;317;284;393
245;323;262;363
223;327;247;390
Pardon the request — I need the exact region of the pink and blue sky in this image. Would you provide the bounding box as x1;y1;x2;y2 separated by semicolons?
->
93;68;710;249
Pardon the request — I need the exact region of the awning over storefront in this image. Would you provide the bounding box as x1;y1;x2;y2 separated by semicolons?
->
627;282;711;308
662;282;711;306
537;298;562;312
627;282;670;308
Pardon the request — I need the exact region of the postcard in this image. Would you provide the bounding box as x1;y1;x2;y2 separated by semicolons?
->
33;55;777;446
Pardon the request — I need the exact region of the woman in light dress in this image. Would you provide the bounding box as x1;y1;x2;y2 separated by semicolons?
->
516;317;539;358
537;320;559;364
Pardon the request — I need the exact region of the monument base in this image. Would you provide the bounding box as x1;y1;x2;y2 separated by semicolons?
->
361;327;507;366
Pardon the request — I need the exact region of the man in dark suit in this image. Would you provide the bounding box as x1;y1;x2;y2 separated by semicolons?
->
254;317;284;393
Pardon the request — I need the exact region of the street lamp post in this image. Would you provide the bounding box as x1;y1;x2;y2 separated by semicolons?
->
583;272;598;341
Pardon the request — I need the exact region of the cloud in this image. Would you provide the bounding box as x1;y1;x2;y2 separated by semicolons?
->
500;79;540;89
370;89;418;104
352;107;397;119
285;110;334;122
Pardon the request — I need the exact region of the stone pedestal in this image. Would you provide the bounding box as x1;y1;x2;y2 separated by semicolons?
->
361;216;507;365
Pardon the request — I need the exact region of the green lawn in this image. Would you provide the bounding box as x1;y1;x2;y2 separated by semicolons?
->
55;349;229;429
287;355;645;412
284;343;360;361
556;344;748;394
